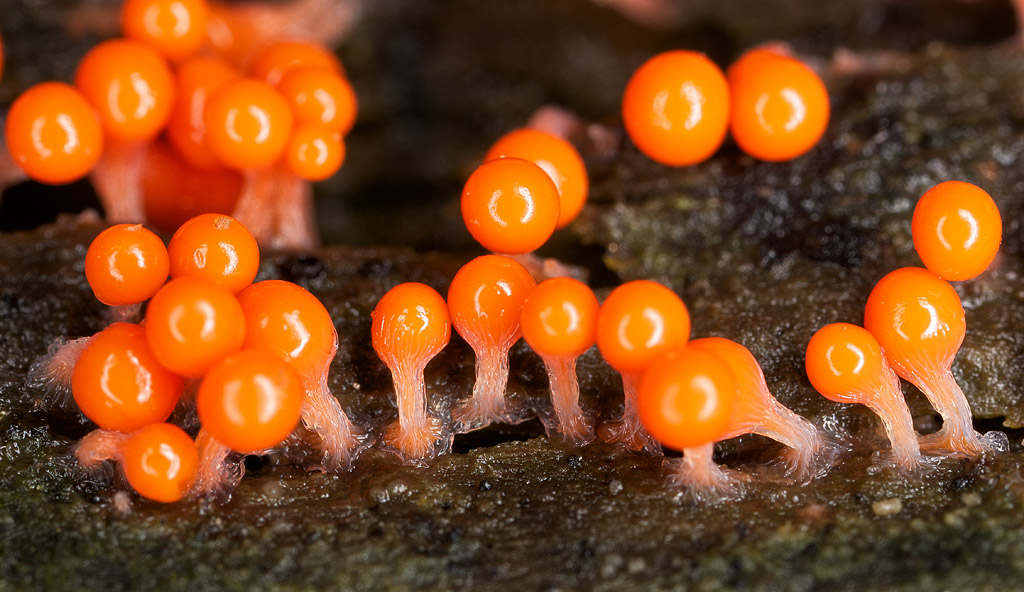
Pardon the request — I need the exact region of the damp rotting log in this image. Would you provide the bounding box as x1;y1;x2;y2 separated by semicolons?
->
4;0;1024;590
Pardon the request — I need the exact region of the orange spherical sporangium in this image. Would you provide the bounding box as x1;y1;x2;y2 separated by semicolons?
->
622;50;730;167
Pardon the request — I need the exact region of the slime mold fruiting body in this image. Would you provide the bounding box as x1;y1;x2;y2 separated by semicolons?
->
483;128;588;231
595;280;690;454
691;337;835;480
120;0;210;61
637;345;740;502
727;47;830;162
166;213;260;294
448;255;536;431
141;141;244;233
119;423;199;503
69;321;193;503
238;280;369;471
520;277;599;444
4;82;104;185
192;348;305;497
371;283;452;465
203;77;299;247
75;38;176;222
197;348;306;451
912;180;1002;282
276;66;357;136
864;267;985;458
76;422;198;503
246;40;344;87
166;56;242;171
621;50;730;166
85;223;169;313
461;157;561;255
71;322;184;433
806;323;925;473
144;277;247;377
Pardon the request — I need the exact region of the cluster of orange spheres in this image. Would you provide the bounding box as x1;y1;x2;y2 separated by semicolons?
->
370;262;829;495
622;47;830;166
70;213;350;502
462;127;589;255
3;0;356;235
806;180;1003;469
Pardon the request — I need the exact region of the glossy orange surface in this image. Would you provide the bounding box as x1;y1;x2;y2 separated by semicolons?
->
237;280;338;379
276;67;357;135
85;223;170;306
71;323;183;432
121;423;198;502
912;180;1002;281
167;213;259;294
204;78;294;170
166;56;240;170
5;82;103;184
595;280;691;375
805;323;890;403
247;40;343;87
74;38;176;143
284;125;345;181
520;277;599;359
144;276;246;377
621;50;730;166
196;348;303;453
484;128;588;229
121;0;209;61
371;283;451;368
864;267;965;377
637;345;736;450
447;255;536;349
461;157;560;254
728;48;829;162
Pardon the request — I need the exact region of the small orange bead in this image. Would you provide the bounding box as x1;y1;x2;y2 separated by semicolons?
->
141;140;244;233
727;48;829;162
805;323;892;403
85;223;170;306
121;423;198;502
447;255;536;351
237;280;337;380
167;213;259;294
74;38;176;143
71;323;184;432
204;78;295;170
144;276;247;377
622;50;730;167
166;56;240;170
484;128;588;229
864;267;964;378
284;125;345;181
638;345;736;450
371;283;451;368
121;0;210;61
912;180;1002;281
5;82;104;184
520;277;599;359
461;157;560;254
595;280;691;376
247;40;343;87
276;67;357;135
196;348;304;453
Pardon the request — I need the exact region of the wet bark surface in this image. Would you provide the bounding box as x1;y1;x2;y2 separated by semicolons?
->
2;1;1024;590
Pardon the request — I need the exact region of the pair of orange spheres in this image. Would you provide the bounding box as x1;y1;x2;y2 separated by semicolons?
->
622;48;830;166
